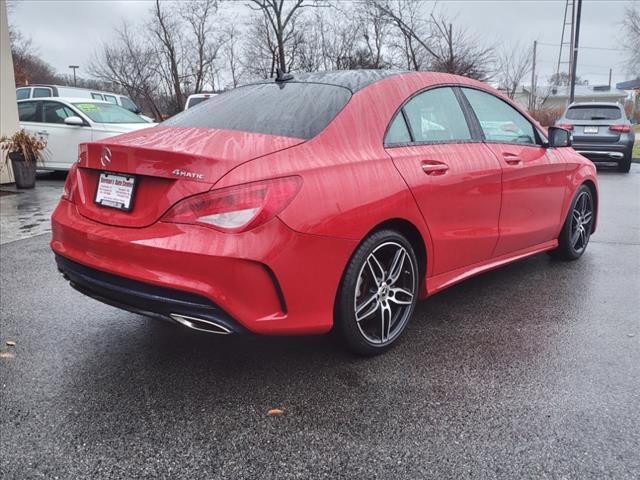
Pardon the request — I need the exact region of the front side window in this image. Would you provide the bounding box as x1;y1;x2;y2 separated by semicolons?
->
18;101;39;122
104;94;118;104
91;93;104;100
402;87;471;143
33;87;52;98
164;82;352;140
16;88;30;100
42;101;77;124
72;102;147;124
462;88;537;145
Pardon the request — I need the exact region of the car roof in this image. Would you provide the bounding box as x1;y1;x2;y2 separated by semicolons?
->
18;97;110;104
19;84;121;95
253;69;408;93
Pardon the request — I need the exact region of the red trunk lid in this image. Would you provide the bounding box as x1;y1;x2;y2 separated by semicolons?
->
73;126;304;228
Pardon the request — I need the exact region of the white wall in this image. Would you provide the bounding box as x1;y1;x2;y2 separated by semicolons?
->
1;0;18;184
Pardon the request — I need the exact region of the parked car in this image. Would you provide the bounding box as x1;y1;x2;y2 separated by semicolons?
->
184;93;218;110
556;102;635;173
15;85;154;122
51;71;598;355
18;97;154;171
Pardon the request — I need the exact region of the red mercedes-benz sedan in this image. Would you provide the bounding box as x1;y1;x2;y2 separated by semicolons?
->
51;70;598;355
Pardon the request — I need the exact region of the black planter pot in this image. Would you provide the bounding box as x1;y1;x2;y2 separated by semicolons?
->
8;152;36;189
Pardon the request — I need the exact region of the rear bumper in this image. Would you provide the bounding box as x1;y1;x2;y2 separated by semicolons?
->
573;141;633;162
51;199;357;335
55;254;245;333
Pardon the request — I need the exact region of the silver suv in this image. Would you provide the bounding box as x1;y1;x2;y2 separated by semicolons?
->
556;102;635;173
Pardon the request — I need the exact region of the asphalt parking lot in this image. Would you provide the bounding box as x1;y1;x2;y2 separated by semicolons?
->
1;165;639;479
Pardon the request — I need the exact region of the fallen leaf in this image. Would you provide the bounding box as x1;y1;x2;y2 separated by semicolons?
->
267;408;284;417
0;352;15;359
6;341;16;347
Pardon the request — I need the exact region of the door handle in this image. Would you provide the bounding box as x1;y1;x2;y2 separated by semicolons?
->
37;130;49;136
421;161;449;175
502;152;522;165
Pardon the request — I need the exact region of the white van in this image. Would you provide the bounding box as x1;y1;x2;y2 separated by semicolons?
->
15;85;153;122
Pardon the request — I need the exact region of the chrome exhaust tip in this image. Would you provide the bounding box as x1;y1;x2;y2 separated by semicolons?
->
170;314;232;335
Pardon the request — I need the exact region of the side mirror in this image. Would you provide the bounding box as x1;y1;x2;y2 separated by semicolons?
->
64;116;85;126
548;126;572;148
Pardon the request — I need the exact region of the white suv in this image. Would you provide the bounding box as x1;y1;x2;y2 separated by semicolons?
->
18;97;154;171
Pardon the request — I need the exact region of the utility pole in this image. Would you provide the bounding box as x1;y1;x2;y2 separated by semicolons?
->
68;65;79;87
608;68;612;89
569;0;582;104
530;40;537;111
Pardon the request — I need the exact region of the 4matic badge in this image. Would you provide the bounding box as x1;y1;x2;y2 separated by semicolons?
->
172;169;204;180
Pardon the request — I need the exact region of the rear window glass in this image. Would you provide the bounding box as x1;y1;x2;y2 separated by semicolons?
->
164;82;352;139
566;106;622;121
186;97;210;109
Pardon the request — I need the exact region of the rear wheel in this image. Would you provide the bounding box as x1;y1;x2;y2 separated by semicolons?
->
334;230;419;355
617;153;632;173
550;185;595;260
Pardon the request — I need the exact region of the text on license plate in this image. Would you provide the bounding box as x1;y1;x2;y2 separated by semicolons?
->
584;126;599;134
95;173;136;211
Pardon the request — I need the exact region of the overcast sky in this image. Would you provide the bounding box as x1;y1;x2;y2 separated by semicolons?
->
7;0;637;87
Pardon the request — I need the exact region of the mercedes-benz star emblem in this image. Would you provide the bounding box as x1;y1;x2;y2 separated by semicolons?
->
101;147;112;167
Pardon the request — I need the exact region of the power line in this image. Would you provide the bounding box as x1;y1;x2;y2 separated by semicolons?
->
537;42;624;52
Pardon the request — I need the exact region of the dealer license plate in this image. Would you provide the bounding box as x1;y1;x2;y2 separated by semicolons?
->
95;173;136;211
584;126;599;134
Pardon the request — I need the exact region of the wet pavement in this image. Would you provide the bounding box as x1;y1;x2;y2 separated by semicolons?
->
0;166;639;479
0;173;65;245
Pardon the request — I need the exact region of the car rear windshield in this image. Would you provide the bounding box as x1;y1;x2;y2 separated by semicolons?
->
164;82;352;139
566;106;622;121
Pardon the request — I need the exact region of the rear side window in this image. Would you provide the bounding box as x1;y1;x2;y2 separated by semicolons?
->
385;114;412;145
462;88;537;145
104;94;118;104
18;101;39;122
187;97;209;109
565;106;622;121
403;87;471;143
16;88;30;100
33;87;52;98
91;93;104;100
164;82;352;140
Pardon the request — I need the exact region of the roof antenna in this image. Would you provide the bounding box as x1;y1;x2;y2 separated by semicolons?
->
275;68;294;83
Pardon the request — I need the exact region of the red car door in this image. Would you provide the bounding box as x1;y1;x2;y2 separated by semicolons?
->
384;87;503;275
461;88;567;256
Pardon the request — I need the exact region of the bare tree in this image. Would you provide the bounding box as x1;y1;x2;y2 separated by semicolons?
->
149;0;185;112
621;3;640;76
222;24;243;87
495;42;532;99
242;14;279;78
370;0;493;79
180;0;222;93
248;0;319;74
90;22;164;119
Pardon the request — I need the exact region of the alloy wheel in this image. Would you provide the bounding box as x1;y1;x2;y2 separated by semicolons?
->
570;190;593;253
353;241;416;345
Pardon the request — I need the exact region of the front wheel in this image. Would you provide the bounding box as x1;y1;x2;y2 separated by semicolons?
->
334;230;419;355
550;185;595;260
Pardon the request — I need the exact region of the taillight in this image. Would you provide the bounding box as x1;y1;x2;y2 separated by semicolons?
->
62;163;79;202
161;176;302;233
609;124;631;133
556;124;574;131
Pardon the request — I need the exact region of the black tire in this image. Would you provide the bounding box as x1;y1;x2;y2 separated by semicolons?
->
550;184;595;260
617;153;632;173
334;230;419;355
